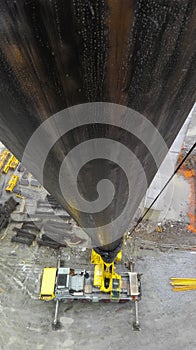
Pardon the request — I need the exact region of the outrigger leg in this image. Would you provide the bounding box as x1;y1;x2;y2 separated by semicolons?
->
133;299;140;331
52;299;61;330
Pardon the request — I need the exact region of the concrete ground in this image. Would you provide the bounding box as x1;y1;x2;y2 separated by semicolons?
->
0;225;196;350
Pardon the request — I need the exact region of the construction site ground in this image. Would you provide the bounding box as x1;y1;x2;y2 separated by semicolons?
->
0;219;195;350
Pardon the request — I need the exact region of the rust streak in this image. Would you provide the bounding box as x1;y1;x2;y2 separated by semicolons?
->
178;161;196;234
107;0;135;105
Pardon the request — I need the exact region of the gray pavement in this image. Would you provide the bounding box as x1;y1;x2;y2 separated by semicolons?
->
0;226;195;350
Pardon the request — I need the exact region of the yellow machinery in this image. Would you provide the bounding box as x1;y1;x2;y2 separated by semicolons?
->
10;156;19;170
0;150;10;170
91;249;122;300
3;155;19;173
40;267;57;301
40;254;141;330
5;174;19;192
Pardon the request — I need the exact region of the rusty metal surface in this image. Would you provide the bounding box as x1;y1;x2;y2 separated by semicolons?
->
0;0;195;252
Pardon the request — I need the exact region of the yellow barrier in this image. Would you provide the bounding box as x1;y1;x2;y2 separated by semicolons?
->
170;277;196;291
0;150;10;170
5;175;19;192
3;155;19;173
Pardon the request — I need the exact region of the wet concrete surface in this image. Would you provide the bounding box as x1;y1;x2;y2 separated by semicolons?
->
165;175;190;221
142;172;191;226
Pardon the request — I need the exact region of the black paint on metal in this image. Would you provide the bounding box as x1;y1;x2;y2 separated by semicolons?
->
0;0;195;257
